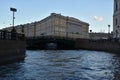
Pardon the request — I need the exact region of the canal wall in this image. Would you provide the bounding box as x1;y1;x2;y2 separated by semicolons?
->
26;36;120;54
0;40;26;64
0;30;26;64
75;39;120;53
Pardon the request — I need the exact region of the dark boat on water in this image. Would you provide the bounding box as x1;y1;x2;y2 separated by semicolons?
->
0;30;26;64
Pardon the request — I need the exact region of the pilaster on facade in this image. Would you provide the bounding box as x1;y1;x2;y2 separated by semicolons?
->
113;0;120;39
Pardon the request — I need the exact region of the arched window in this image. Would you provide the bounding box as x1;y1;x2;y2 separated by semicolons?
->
116;18;118;25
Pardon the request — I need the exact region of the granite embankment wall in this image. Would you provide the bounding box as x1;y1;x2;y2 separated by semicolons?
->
0;40;26;64
75;39;120;53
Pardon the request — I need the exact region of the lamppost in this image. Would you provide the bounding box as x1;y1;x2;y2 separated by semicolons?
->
10;8;17;30
108;25;110;34
10;8;17;40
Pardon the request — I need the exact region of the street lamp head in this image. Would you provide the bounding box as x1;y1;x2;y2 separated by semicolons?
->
10;7;17;28
10;8;17;12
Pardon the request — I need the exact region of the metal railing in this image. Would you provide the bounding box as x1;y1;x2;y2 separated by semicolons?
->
0;30;25;41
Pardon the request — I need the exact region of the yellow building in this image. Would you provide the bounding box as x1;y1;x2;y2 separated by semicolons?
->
4;13;89;39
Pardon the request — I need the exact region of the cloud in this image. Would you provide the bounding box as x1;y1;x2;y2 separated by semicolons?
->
93;16;104;22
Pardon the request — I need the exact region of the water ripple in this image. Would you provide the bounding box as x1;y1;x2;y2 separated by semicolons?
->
0;50;120;80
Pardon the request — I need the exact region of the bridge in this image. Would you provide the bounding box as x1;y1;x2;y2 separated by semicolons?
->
26;36;76;50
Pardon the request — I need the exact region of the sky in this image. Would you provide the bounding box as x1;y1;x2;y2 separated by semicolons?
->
0;0;113;33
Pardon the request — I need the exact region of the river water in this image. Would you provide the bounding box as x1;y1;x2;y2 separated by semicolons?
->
0;50;120;80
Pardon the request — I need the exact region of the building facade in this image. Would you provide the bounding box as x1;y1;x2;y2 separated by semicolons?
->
4;13;89;39
113;0;120;39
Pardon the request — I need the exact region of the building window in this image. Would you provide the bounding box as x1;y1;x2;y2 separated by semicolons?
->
116;30;118;38
21;25;24;33
116;18;118;25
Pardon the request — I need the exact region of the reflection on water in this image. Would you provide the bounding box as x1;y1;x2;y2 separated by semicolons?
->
0;50;120;80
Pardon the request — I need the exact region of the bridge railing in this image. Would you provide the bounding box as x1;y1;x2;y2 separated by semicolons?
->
26;35;78;42
0;30;25;41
